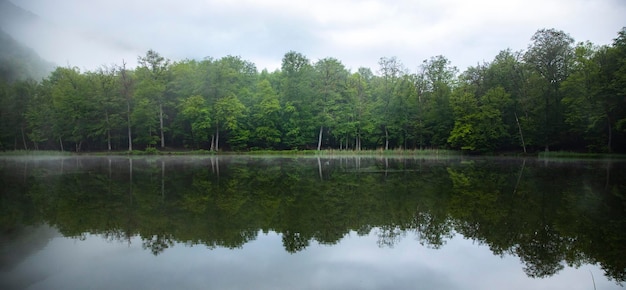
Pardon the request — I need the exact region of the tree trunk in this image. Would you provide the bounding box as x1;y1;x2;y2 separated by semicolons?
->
127;100;133;151
384;127;389;150
210;135;215;151
514;112;527;153
20;126;27;150
215;123;219;151
606;116;613;153
159;103;165;148
317;126;323;151
59;136;64;151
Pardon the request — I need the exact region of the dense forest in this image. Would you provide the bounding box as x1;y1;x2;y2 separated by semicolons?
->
1;27;625;153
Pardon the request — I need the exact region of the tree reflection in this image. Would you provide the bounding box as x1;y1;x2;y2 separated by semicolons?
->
0;156;624;283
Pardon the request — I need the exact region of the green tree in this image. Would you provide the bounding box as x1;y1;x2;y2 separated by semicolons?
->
524;28;574;151
280;51;315;149
374;56;404;149
312;57;349;150
214;94;246;150
250;79;282;148
420;55;457;147
179;95;211;148
88;66;124;151
48;67;95;151
136;50;171;148
448;87;511;151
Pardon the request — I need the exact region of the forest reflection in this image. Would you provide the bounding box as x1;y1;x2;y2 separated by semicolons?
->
1;156;624;283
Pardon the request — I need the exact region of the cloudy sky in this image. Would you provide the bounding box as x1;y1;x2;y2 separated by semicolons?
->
7;0;626;73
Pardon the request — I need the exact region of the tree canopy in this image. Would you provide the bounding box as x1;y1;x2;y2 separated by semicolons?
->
1;27;625;153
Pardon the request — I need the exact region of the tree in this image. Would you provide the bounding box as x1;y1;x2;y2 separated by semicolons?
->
214;94;246;150
375;56;405;150
524;28;574;151
250;79;282;149
48;67;95;152
136;50;170;148
205;56;256;151
179;95;211;148
88;66;123;151
420;55;457;147
345;69;374;150
448;86;511;152
312;57;348;150
280;51;315;149
118;61;134;151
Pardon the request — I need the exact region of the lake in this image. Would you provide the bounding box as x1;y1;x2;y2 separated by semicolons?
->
0;155;624;290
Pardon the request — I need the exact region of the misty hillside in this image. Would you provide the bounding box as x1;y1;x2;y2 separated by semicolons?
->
0;0;38;29
0;0;56;82
0;28;55;82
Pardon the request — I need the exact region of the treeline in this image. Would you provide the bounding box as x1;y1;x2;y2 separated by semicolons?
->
1;28;625;153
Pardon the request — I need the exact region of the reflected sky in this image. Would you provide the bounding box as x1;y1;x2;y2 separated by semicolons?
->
1;225;622;290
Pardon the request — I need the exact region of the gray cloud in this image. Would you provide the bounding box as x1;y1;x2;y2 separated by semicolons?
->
5;0;626;73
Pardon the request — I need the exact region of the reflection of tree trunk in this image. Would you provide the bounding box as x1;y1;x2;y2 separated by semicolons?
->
108;157;112;194
23;159;27;182
605;160;611;191
317;157;323;181
515;112;527;153
385;157;389;177
216;157;220;178
317;126;323;151
513;158;526;195
161;159;165;199
129;158;133;203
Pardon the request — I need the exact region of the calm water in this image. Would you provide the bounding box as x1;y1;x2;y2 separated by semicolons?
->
0;155;624;290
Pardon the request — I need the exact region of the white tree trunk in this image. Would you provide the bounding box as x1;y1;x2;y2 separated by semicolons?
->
317;126;323;151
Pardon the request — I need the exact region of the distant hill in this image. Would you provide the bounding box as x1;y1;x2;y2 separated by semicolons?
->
0;28;55;82
0;0;55;82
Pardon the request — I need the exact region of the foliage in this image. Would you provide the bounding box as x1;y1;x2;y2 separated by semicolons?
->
0;27;625;153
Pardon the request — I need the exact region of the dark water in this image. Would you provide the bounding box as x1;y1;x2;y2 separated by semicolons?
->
0;155;625;290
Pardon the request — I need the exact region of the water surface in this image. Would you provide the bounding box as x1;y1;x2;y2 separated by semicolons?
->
1;155;624;289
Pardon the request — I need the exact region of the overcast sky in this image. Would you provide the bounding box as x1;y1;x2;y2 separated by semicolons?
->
9;0;626;73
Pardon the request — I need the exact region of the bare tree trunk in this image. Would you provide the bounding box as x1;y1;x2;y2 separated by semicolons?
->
121;60;133;152
159;103;165;148
317;126;323;151
210;135;215;151
127;103;132;151
385;127;389;150
606;116;613;153
215;123;219;152
59;136;64;151
20;126;27;150
514;112;527;153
